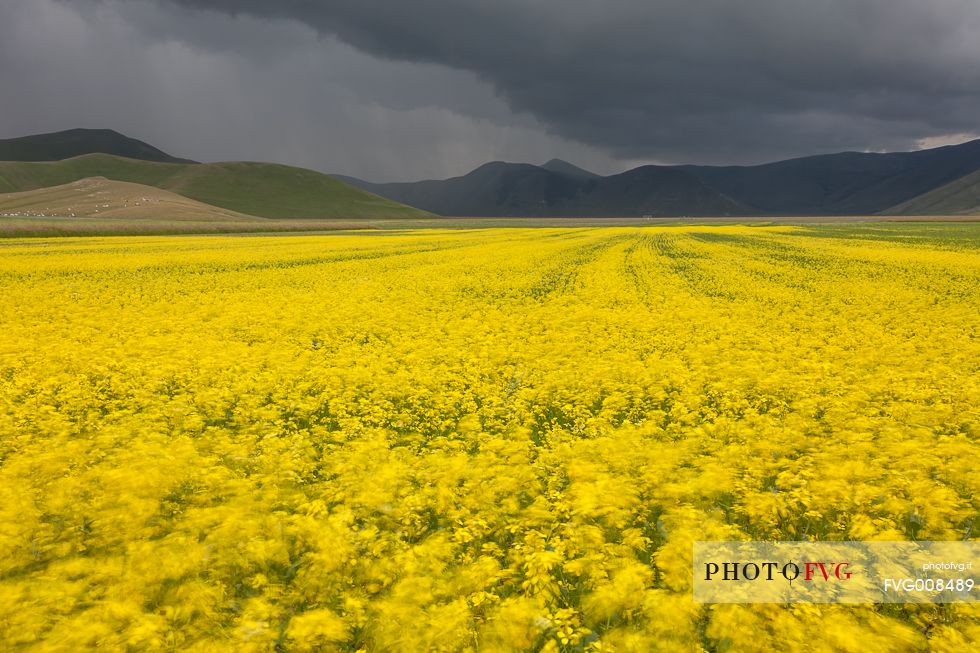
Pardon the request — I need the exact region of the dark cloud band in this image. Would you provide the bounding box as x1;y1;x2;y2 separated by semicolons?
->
159;0;980;163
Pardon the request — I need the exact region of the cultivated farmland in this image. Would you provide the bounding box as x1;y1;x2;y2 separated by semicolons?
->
1;225;978;651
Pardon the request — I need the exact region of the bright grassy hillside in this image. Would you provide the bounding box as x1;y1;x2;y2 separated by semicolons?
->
0;225;978;651
0;154;433;220
888;168;980;216
0;177;262;221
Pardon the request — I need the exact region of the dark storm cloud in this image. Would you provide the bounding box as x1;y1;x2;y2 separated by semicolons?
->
3;0;980;178
157;0;980;163
4;0;622;180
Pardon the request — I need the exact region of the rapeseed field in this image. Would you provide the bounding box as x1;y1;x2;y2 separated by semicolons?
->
1;225;978;651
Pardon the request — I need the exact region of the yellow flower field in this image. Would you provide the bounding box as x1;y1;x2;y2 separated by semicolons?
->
1;224;978;651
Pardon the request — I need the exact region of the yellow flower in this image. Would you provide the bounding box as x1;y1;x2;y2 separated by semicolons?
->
1;224;977;650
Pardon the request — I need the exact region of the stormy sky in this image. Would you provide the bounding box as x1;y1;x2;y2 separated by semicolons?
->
2;0;979;181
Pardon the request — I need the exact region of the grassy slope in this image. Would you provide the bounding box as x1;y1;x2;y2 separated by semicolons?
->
886;168;980;215
0;177;263;221
0;154;434;220
161;161;431;219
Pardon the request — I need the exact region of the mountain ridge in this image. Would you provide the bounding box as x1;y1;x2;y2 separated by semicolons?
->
4;128;980;218
0;128;197;164
336;139;980;217
337;161;751;217
540;158;600;180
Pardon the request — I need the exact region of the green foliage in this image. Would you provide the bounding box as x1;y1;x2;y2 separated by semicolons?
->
0;154;433;220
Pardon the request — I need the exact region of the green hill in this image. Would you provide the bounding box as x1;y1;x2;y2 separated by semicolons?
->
886;168;980;215
0;177;262;222
0;128;195;163
0;154;434;220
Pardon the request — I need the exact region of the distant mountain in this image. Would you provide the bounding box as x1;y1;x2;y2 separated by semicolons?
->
0;153;433;220
886;168;980;215
338;162;584;217
683;139;980;215
0;128;197;164
337;161;749;217
336;140;980;217
571;166;750;216
7;128;978;219
540;158;599;180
